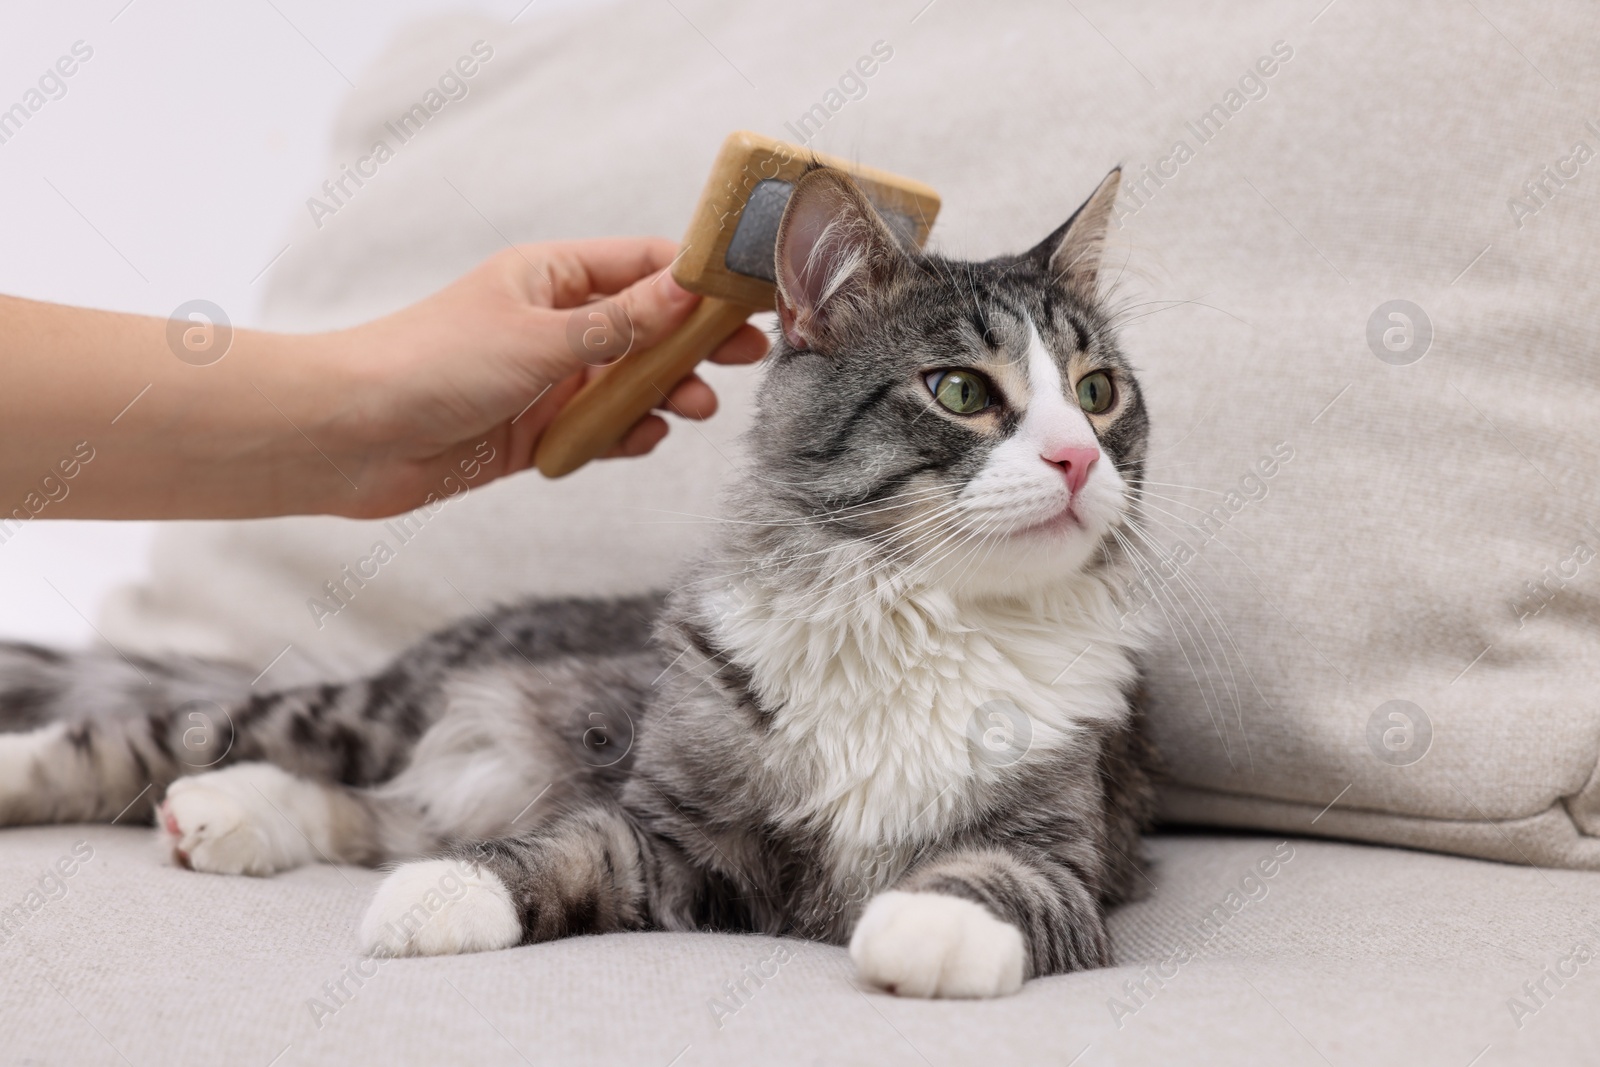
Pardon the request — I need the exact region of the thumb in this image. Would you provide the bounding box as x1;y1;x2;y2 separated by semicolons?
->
599;268;701;361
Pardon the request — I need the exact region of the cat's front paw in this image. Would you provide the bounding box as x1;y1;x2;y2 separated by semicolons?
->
850;890;1026;998
159;764;319;876
359;860;522;957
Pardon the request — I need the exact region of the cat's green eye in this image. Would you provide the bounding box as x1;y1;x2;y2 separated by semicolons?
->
1076;370;1114;414
929;370;991;415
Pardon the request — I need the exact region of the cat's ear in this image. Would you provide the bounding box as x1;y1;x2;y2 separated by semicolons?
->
774;168;906;351
1031;167;1122;300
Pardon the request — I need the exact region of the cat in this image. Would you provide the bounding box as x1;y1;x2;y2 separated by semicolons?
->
0;164;1156;999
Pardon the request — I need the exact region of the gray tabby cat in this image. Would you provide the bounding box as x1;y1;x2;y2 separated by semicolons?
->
0;165;1156;998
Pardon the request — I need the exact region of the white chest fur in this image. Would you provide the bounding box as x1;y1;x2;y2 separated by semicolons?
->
705;550;1141;866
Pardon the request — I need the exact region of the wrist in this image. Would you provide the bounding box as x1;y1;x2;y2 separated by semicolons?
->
255;326;386;517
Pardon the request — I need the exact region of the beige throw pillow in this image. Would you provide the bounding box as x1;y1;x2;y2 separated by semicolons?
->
102;0;1600;866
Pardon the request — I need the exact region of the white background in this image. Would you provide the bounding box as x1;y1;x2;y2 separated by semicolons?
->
0;0;591;646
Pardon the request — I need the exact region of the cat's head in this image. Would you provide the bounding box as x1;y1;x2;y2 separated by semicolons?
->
739;166;1147;597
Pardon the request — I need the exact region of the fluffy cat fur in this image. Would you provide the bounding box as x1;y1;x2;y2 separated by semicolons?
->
0;166;1157;998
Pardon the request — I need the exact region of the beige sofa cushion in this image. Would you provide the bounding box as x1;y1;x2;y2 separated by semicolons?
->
101;0;1600;866
5;825;1592;1065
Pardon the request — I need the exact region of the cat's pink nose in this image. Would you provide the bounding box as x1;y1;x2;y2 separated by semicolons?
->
1044;446;1099;495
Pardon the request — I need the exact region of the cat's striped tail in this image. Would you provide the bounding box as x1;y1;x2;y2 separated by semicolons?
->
0;641;256;825
0;641;414;828
0;592;667;830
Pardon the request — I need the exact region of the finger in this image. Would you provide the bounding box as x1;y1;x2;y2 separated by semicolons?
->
530;237;681;308
707;322;770;365
511;369;588;474
602;414;670;459
658;374;717;420
601;267;701;354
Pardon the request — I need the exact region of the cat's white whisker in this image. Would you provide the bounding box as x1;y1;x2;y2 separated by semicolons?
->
1111;527;1238;771
665;492;972;595
1134;480;1226;497
1125;511;1282;722
1120;517;1254;772
1130;492;1265;550
624;483;956;531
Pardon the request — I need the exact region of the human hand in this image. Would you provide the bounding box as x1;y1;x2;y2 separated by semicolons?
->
315;237;769;518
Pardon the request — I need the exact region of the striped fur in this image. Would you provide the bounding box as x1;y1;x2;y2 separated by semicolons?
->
0;168;1158;997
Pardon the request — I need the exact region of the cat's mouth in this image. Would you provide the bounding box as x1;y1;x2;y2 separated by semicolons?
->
1009;502;1085;538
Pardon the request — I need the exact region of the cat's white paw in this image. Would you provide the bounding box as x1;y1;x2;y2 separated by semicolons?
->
850;890;1026;998
359;860;521;957
158;763;326;876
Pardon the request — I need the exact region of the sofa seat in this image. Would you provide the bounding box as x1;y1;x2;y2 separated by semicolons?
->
3;826;1590;1065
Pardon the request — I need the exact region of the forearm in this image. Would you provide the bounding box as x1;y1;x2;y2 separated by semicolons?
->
0;241;767;520
0;295;355;519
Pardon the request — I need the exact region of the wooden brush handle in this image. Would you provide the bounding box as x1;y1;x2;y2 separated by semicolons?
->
534;296;762;478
